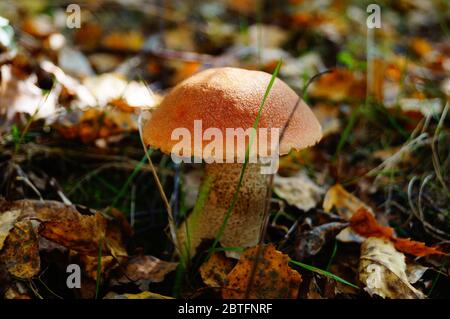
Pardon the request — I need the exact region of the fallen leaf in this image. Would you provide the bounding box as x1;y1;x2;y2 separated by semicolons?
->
406;262;428;284
349;208;394;239
39;210;128;257
0;64;60;119
75;253;115;281
310;69;365;102
39;213;106;255
113;255;177;289
0;210;21;250
393;238;446;257
0;220;40;278
83;73;157;109
323;184;373;219
273;171;324;211
200;252;235;288
350;208;446;257
223;244;301;299
359;237;425;299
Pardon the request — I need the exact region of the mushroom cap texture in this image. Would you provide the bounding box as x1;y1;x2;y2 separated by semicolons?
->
143;67;322;159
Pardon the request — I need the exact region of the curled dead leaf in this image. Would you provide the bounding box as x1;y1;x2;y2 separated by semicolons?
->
359;237;425;299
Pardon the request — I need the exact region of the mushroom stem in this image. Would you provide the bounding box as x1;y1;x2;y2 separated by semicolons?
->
178;162;268;259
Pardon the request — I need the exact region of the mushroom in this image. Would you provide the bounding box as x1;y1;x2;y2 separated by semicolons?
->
142;67;322;258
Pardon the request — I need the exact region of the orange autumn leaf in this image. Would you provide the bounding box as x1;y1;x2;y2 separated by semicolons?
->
393;238;446;257
350;208;446;257
200;252;235;288
349;208;394;239
223;244;301;299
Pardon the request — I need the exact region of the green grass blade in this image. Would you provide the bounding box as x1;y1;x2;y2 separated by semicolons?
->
289;259;359;289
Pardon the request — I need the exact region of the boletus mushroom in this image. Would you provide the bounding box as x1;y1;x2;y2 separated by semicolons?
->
142;67;322;258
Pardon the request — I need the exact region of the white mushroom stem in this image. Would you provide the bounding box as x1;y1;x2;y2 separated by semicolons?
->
178;162;268;259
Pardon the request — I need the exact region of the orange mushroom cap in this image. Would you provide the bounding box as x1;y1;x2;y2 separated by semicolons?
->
143;67;322;160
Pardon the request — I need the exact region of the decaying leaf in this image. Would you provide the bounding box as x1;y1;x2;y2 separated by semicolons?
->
39;210;129;258
200;252;235;288
0;210;21;250
0;220;40;278
223;244;301;299
359;237;425;299
74;253;116;281
350;208;446;257
323;184;373;219
273;171;325;212
39;213;107;255
113;255;178;289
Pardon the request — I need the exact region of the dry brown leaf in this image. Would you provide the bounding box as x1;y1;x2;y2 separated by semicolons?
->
359;237;425;299
323;184;373;219
223;244;301;299
0;220;40;279
78;254;115;281
200;252;235;288
273;170;324;212
39;210;129;258
114;255;178;288
39;213;106;255
0;210;21;250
